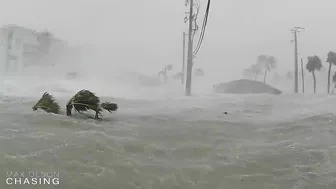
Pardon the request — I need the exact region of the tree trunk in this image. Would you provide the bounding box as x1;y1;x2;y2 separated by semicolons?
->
263;69;267;83
312;71;316;94
327;63;332;93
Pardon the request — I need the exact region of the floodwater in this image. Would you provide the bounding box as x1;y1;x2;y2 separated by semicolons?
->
1;91;336;189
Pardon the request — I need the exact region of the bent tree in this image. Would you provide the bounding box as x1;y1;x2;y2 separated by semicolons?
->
306;56;322;93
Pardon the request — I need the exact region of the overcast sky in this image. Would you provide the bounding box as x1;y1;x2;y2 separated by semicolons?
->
0;0;335;83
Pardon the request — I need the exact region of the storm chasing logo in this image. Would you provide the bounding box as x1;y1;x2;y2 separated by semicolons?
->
5;171;60;185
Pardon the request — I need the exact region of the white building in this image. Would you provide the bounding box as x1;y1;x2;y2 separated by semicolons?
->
0;25;67;76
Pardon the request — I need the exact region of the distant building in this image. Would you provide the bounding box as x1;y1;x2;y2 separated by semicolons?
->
0;25;68;75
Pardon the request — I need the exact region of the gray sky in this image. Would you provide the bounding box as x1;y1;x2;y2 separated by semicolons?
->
1;0;335;83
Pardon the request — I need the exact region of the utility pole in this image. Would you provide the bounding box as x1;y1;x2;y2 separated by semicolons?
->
182;32;187;84
185;0;194;96
290;27;304;93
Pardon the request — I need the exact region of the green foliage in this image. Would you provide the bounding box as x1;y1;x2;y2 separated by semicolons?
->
32;92;60;114
101;102;118;113
66;90;118;119
306;55;322;72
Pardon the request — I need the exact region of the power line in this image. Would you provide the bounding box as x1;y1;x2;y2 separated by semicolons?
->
193;0;210;57
193;1;209;56
185;1;200;42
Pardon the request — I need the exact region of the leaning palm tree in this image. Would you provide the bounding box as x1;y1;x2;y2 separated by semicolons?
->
263;56;277;83
326;51;336;93
306;55;322;93
32;92;60;114
66;90;118;119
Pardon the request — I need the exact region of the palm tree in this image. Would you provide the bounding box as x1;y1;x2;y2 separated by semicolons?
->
263;56;276;83
306;55;322;93
255;55;277;83
257;55;267;65
32;92;60;114
66;90;118;119
326;51;336;93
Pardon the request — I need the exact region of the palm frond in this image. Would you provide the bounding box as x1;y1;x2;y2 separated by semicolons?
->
306;55;322;72
67;90;100;113
66;90;118;119
101;102;118;113
33;92;60;114
327;51;336;65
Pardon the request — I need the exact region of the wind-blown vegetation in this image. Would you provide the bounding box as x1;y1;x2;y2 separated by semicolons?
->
32;92;60;114
32;90;118;120
66;90;118;119
243;55;277;83
306;55;322;93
